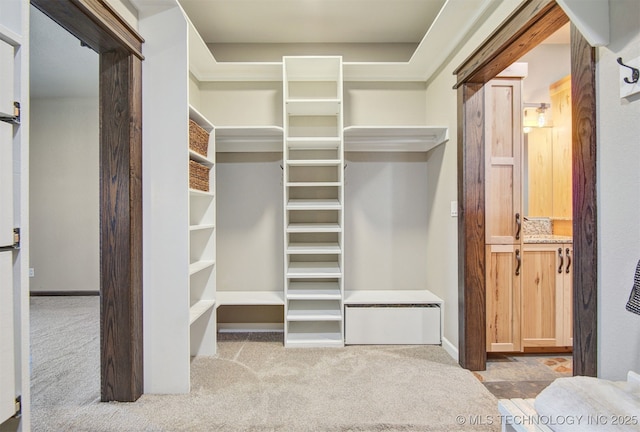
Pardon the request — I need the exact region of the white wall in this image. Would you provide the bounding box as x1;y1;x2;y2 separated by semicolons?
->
596;0;640;380
519;43;571;104
138;4;191;393
29;98;99;293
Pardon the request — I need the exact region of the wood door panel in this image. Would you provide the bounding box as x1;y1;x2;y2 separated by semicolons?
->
526;128;553;217
521;247;560;346
486;245;521;352
550;75;572;219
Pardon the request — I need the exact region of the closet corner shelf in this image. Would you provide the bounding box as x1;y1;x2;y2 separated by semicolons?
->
216;126;283;152
189;260;215;275
344;126;449;152
217;290;284;306
189;223;215;232
189;149;214;166
189;299;216;325
0;24;22;46
189;189;214;198
189;105;214;132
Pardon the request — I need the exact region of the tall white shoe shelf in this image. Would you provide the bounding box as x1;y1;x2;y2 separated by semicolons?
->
283;56;345;347
188;106;217;356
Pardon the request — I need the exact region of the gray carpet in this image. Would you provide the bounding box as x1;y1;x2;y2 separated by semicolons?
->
30;296;500;431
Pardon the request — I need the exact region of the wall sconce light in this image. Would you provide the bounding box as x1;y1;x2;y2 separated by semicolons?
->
536;103;549;127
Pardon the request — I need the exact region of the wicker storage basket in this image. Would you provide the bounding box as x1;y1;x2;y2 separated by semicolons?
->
189;160;210;192
189;119;209;157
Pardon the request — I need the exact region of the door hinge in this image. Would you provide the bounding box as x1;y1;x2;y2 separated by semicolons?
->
0;228;20;252
13;396;21;418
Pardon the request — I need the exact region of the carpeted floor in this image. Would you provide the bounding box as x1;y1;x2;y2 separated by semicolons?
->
30;296;501;431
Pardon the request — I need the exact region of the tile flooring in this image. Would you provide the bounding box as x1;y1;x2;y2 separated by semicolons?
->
474;353;573;399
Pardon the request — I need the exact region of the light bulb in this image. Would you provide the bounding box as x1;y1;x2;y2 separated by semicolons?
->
537;112;545;127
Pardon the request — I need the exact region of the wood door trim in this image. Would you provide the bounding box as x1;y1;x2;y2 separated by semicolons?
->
455;1;598;375
31;0;144;401
32;0;143;59
570;24;597;377
454;0;567;87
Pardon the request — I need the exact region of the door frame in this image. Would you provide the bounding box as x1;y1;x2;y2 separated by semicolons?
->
30;0;145;401
454;0;597;375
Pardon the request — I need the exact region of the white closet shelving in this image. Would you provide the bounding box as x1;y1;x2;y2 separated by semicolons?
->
216;126;283;153
283;56;345;347
344;126;449;152
188;105;217;355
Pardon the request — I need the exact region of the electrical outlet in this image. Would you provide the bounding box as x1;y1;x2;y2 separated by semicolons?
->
29;268;34;277
451;201;458;217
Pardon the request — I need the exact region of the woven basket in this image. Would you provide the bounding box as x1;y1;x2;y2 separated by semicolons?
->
189;160;210;192
189;119;209;157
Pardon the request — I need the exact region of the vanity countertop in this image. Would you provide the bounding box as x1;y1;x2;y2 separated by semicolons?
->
524;234;573;244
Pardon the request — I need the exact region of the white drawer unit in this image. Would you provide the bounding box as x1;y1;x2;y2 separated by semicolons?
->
344;290;442;345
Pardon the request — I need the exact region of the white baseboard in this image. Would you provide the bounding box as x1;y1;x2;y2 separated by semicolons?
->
442;336;459;362
218;323;284;333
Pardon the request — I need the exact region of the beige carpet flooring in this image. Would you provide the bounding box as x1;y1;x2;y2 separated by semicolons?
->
30;296;500;431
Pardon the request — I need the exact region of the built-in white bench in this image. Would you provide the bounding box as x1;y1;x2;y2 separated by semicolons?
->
343;290;442;345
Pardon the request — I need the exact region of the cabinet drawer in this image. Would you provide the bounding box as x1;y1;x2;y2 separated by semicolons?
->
345;304;441;345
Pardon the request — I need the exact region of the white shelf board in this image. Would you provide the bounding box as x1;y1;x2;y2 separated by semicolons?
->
216;126;283;152
189;223;215;232
189;188;214;198
285;332;343;347
189;149;214;166
286;199;341;210
189;300;216;325
344;126;448;152
286;182;341;187
286;242;341;254
344;290;443;305
288;282;341;300
286;99;341;116
189;260;215;275
287;261;341;278
286;307;342;322
189;105;214;132
0;24;22;46
287;159;341;166
287;137;341;150
217;291;284;306
287;223;342;233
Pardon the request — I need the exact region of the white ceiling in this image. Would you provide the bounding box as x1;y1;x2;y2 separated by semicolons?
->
180;0;445;47
29;0;571;96
180;0;500;81
30;6;98;99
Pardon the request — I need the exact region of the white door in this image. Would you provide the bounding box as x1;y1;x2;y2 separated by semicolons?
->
0;39;16;424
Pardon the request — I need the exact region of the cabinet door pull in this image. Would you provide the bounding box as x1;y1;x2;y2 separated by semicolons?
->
558;248;564;274
515;213;521;240
515;248;521;276
565;248;571;273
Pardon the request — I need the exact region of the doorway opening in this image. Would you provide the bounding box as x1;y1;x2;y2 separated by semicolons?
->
30;0;144;402
456;0;597;387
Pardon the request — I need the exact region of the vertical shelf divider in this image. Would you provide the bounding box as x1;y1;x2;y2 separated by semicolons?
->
283;56;345;347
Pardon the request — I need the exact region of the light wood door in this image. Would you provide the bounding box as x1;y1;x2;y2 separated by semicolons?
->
550;75;572;219
486;244;521;352
485;78;523;244
521;244;563;348
521;243;573;349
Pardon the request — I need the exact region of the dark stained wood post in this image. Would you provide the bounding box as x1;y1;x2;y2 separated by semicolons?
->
570;24;598;377
457;83;487;371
